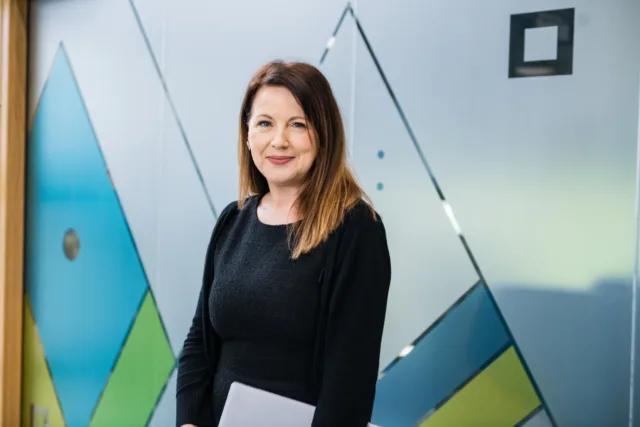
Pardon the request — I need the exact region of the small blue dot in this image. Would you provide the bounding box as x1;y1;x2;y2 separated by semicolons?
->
377;150;385;159
377;182;384;191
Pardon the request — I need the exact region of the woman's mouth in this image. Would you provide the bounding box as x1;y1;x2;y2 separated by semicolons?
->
268;156;294;165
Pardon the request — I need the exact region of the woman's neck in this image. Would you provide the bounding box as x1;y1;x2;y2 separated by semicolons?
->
259;186;301;224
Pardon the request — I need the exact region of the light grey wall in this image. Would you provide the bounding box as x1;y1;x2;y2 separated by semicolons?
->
349;0;640;425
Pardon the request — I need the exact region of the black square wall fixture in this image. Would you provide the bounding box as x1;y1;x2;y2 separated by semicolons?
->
509;8;575;78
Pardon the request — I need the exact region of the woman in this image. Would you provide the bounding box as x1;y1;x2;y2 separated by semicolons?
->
176;60;392;427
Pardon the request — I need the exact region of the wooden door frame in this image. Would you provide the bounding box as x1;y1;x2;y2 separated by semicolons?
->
0;0;28;425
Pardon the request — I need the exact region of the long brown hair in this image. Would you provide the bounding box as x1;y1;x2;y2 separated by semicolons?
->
237;60;373;259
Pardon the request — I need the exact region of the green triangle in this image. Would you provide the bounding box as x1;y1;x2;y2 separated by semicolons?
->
22;297;67;427
89;292;175;427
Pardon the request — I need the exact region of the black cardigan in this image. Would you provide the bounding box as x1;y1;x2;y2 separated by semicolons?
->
176;199;392;427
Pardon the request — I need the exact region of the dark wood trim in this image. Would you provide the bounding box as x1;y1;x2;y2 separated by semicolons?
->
0;0;28;424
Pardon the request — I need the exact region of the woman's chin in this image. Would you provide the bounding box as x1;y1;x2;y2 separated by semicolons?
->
265;175;304;190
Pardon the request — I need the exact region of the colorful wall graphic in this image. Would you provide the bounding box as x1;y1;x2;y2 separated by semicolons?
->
23;0;639;426
24;46;174;426
372;283;552;426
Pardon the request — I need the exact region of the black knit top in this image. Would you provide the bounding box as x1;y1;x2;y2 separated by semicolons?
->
176;196;392;427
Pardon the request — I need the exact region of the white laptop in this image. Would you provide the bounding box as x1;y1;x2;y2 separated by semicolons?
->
219;381;381;427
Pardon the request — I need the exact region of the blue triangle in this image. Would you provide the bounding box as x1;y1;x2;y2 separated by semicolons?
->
25;44;149;427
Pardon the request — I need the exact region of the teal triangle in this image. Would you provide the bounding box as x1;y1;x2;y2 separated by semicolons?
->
25;44;149;427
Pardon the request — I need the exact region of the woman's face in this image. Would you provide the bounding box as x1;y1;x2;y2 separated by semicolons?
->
247;86;316;190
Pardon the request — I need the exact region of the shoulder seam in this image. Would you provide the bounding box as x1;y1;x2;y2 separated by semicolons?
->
219;200;239;219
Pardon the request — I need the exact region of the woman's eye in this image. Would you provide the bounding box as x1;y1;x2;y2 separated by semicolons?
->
291;122;306;129
257;120;271;127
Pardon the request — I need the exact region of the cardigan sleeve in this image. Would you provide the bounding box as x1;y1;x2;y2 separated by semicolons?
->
176;202;237;427
311;206;392;427
176;284;215;426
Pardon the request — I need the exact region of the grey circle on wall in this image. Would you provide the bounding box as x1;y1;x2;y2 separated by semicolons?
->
63;229;80;261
